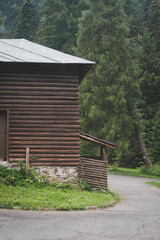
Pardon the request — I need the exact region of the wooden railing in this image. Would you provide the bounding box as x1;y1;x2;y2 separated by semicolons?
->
78;157;108;188
79;133;116;189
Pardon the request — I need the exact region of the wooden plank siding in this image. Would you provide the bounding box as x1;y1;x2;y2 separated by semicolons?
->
0;72;80;166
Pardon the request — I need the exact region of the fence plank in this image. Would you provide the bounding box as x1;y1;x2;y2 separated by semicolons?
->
78;157;108;189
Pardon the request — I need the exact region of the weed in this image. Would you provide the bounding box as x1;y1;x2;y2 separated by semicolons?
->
0;200;13;209
78;180;93;191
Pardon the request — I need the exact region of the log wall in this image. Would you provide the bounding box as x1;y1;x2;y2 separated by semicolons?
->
0;72;79;166
78;157;108;189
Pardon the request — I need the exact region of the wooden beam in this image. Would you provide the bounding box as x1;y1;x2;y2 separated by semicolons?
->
100;145;104;160
79;132;116;149
26;147;29;173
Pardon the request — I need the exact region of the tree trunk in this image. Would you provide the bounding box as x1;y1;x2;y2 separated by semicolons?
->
134;126;153;167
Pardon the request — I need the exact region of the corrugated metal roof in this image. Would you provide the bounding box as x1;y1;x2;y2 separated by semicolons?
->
0;39;95;65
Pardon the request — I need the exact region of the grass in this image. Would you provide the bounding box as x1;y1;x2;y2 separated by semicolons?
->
0;182;118;211
146;182;160;189
0;165;119;211
108;167;160;179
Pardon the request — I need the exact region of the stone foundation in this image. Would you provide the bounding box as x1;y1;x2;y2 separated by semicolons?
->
35;166;78;183
0;161;12;168
0;161;78;183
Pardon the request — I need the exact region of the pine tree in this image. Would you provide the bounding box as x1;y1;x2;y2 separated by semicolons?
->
13;0;38;41
37;0;71;52
150;110;160;163
37;0;86;54
140;0;160;163
0;13;6;38
77;0;152;166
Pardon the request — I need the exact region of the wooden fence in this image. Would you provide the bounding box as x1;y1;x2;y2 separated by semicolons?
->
78;133;116;189
78;157;108;189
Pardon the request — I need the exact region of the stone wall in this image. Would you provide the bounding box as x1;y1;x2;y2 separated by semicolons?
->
35;166;78;183
0;161;78;183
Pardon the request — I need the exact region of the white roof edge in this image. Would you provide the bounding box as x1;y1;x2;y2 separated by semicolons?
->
0;39;95;65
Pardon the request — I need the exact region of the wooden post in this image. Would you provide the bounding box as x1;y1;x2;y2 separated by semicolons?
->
100;145;104;160
26;147;29;173
104;146;108;188
104;147;108;165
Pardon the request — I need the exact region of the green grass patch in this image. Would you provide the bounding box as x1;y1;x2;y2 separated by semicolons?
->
146;182;160;189
0;165;119;211
0;183;117;211
108;167;160;179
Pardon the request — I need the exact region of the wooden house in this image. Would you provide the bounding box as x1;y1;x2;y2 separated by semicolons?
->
0;39;95;180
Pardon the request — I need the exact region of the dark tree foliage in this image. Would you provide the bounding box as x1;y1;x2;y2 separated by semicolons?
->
12;0;38;41
0;13;6;38
37;0;87;54
0;0;42;36
0;0;159;167
77;0;147;167
0;0;23;31
140;0;160;163
149;110;160;163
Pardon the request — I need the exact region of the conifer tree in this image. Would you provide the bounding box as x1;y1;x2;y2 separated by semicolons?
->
38;0;86;54
77;0;152;166
0;14;6;38
140;0;160;163
13;0;38;41
37;0;71;52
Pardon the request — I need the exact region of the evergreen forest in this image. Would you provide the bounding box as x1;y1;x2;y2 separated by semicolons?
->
0;0;159;168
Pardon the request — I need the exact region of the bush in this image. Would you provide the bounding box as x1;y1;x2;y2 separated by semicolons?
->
140;164;160;176
0;163;48;187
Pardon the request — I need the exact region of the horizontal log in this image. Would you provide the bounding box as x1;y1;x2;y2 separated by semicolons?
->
0;95;79;101
0;81;78;87
0;86;78;92
10;124;79;129
9;158;79;162
10;110;78;115
9;132;78;136
0;74;79;81
0;99;79;105
9;119;79;124
10;141;79;145
10;128;78;133
0;104;78;108
9;136;79;141
10;141;79;146
0;91;79;97
10;149;78;153
10;116;79;120
9;153;79;157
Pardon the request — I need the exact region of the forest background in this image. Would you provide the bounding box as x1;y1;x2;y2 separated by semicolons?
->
0;0;159;168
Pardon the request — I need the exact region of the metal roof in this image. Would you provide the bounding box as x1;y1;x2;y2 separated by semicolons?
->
0;39;94;65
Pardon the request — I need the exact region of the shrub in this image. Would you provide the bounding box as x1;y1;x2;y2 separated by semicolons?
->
78;180;93;191
140;164;160;176
0;163;48;187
